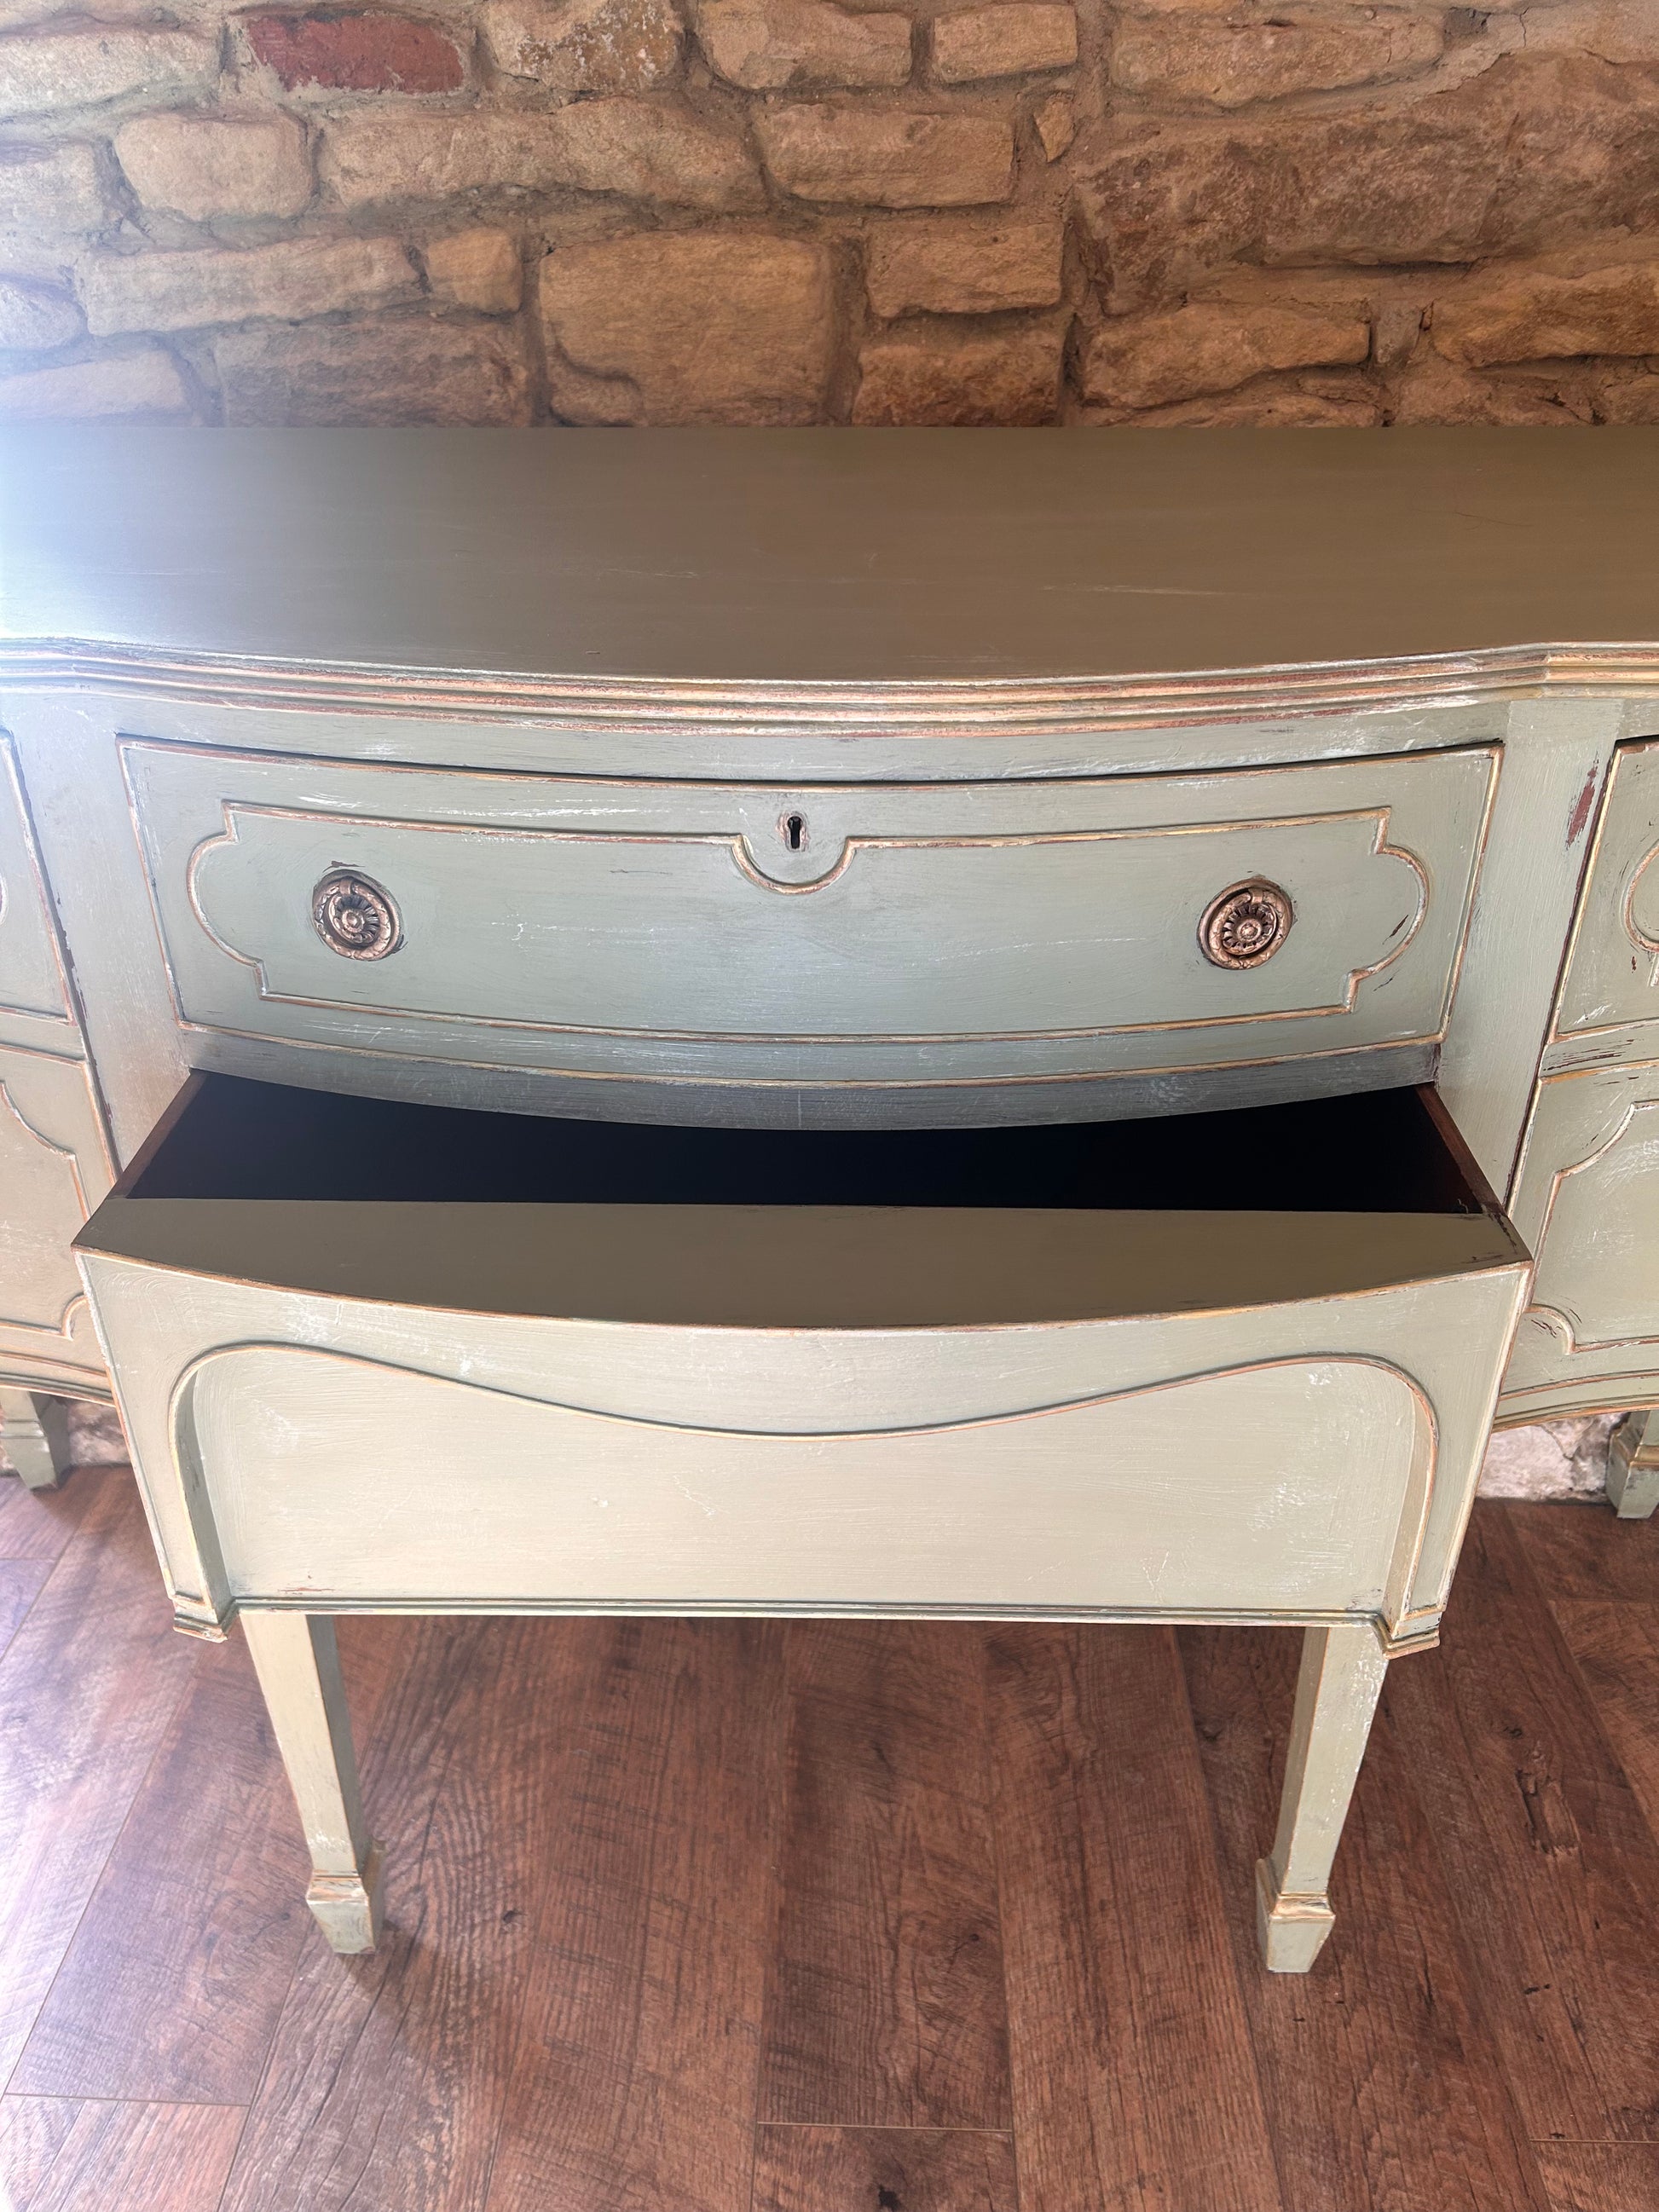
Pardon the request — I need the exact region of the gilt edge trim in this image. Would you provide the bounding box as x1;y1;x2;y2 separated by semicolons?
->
6;638;1659;735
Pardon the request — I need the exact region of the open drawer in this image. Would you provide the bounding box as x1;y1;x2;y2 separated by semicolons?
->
76;1077;1529;1651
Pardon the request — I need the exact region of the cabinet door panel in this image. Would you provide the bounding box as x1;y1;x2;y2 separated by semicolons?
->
1555;739;1659;1041
1500;1058;1659;1420
0;1045;111;1392
0;736;72;1038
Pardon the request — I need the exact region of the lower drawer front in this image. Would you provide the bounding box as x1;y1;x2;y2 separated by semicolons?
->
76;1076;1529;1642
195;1345;1418;1617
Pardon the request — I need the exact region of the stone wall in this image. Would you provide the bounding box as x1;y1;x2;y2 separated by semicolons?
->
2;1;1658;426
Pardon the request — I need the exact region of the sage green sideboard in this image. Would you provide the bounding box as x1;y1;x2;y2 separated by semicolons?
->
4;424;1659;1970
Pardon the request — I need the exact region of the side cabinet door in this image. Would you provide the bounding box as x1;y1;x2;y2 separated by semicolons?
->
0;1044;112;1393
1503;736;1659;1422
1500;1059;1659;1421
1554;738;1659;1041
0;736;112;1395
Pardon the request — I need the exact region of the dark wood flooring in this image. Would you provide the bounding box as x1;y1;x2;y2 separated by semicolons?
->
1;1464;1656;2211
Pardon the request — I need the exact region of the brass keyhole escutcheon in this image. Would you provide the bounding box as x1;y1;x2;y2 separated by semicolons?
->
1199;880;1293;970
312;869;402;960
782;810;807;852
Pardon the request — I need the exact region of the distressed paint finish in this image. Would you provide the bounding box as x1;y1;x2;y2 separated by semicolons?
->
1255;1622;1390;1972
116;738;1493;1095
239;1610;384;1952
1605;1412;1659;1520
0;1046;113;1399
72;1067;1529;1963
0;734;73;1047
9;425;1659;1967
1552;737;1659;1042
0;1388;72;1491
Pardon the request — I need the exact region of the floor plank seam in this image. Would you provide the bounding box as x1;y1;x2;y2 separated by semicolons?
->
1174;1627;1293;2212
742;1635;779;2212
977;1626;1023;2212
0;1476;204;2106
753;2121;1019;2135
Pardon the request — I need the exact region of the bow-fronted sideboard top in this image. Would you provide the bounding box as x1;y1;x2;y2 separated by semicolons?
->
8;426;1659;1972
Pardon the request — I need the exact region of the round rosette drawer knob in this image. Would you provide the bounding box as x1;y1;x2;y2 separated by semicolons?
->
1199;880;1293;969
311;869;402;960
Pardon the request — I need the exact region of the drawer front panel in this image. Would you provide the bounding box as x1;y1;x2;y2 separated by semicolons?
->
80;1225;1526;1643
1555;737;1659;1044
0;1043;110;1390
121;741;1495;1091
194;1345;1416;1617
1500;1056;1659;1420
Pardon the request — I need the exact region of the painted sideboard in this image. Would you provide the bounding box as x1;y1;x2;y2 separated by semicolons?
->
4;425;1659;1974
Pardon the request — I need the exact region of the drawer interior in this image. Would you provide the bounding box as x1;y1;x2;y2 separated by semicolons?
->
133;1075;1484;1214
78;1073;1526;1331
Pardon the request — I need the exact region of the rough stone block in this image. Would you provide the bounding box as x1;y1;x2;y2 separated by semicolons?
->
217;314;534;421
1477;1413;1617;1500
480;0;681;92
697;0;909;89
0;24;217;118
425;225;522;310
1110;7;1442;109
1371;297;1424;371
1511;0;1659;66
1080;300;1369;409
1433;262;1659;366
1032;88;1073;159
540;228;834;422
756;103;1014;205
865;209;1063;315
853;315;1062;422
0;345;193;418
1078;55;1659;309
322;100;763;209
244;9;466;92
0;142;106;241
0;0;221;20
1598;368;1659;423
1125;374;1383;425
1391;350;1590;424
933;2;1075;82
113;111;313;221
78;234;415;336
0;272;81;349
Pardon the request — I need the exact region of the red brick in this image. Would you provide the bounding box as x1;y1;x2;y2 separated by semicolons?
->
245;9;465;93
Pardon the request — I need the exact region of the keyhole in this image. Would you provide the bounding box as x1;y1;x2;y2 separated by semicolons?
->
784;811;806;852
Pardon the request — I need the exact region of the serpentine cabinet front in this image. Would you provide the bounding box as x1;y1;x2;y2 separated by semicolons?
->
3;425;1659;1973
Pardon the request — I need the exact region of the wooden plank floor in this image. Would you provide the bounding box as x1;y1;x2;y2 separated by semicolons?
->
1;1465;1656;2212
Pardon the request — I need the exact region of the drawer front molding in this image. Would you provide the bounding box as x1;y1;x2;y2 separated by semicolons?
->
183;1343;1433;1622
121;741;1495;1094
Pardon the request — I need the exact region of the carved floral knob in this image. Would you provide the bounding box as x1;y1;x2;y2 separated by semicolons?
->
312;869;401;960
1199;880;1293;970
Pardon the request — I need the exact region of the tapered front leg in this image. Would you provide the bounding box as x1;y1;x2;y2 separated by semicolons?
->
1255;1622;1388;1973
1608;1412;1659;1520
0;1388;74;1491
242;1610;384;1954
